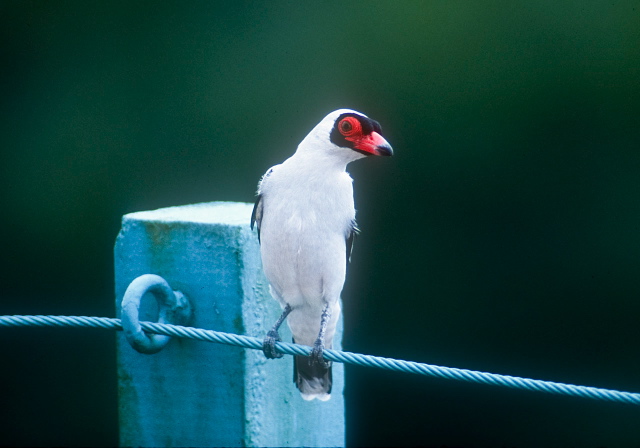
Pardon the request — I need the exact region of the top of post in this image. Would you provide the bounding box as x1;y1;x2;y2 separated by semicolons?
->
122;201;254;226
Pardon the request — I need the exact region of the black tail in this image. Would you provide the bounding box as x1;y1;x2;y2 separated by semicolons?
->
293;354;332;401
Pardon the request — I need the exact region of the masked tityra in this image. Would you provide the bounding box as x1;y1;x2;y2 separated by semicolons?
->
251;109;393;401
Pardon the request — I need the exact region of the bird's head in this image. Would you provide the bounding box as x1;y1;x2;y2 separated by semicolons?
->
297;109;393;163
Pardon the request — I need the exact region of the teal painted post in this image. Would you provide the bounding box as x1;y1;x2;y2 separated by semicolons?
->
114;202;345;447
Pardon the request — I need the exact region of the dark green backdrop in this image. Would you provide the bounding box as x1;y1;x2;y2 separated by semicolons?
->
2;1;639;446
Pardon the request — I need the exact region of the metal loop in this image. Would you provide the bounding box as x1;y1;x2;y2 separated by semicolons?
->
121;274;193;354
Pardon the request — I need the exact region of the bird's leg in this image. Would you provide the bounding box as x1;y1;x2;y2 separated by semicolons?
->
310;302;332;369
263;304;292;359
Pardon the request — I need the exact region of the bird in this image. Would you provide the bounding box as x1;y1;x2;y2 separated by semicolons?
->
251;109;393;401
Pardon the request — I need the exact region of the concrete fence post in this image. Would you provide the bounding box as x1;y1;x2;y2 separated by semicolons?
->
114;201;345;447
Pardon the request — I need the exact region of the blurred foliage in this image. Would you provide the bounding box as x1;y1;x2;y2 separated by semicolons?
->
1;1;639;446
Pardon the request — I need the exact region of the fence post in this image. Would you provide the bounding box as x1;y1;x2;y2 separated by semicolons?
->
114;201;345;447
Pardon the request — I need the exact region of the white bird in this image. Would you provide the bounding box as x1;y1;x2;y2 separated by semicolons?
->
251;109;393;401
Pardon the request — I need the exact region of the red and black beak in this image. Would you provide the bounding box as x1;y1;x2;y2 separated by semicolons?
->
349;131;393;157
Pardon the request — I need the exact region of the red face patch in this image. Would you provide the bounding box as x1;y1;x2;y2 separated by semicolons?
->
331;112;393;157
338;117;362;139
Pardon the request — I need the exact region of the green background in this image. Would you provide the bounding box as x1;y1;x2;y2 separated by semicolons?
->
2;1;639;446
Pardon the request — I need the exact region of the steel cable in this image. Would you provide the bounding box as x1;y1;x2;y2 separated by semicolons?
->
1;314;639;406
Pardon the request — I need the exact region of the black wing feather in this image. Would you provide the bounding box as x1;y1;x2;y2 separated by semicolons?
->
346;219;360;264
251;194;262;243
251;167;275;244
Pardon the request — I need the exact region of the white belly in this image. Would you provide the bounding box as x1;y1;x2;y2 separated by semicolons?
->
260;204;348;308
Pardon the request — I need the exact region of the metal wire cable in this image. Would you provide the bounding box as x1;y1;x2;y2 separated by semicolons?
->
1;314;639;406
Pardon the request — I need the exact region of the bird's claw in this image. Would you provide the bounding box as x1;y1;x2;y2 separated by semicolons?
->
263;329;283;359
309;341;331;369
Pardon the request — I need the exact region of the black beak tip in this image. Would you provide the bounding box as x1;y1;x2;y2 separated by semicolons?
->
376;144;394;157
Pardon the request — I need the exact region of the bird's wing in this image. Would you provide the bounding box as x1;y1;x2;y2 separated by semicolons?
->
346;219;360;264
251;167;276;243
251;194;263;243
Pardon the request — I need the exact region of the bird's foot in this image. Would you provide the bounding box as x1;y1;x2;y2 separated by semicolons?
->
309;341;331;369
263;329;283;359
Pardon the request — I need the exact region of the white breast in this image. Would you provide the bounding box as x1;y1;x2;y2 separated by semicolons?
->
258;153;355;308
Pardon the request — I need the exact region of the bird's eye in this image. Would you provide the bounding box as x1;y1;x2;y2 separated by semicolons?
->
338;117;360;137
